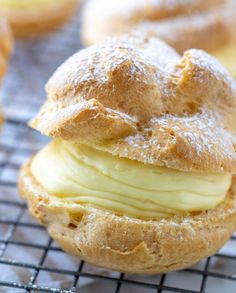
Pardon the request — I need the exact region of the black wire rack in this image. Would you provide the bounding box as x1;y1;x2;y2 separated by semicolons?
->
0;13;236;293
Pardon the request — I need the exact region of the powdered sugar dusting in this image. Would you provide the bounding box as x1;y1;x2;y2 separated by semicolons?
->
35;32;236;173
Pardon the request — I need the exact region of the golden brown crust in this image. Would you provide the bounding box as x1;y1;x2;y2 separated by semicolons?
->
0;0;78;38
30;34;236;173
18;160;236;274
81;0;236;53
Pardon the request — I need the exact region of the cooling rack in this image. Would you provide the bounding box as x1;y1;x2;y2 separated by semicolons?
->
0;13;236;293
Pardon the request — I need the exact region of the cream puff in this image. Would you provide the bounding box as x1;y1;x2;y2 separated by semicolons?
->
19;34;236;274
0;0;78;38
0;18;13;127
82;0;236;78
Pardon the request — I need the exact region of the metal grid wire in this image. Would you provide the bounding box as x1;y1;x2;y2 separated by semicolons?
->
0;14;236;293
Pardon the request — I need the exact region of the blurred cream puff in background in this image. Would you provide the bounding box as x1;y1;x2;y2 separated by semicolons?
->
0;0;79;38
82;0;236;77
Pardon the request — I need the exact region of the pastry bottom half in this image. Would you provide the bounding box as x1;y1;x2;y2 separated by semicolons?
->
18;160;236;274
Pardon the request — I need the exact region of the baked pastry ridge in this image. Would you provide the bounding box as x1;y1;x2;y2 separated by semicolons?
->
30;34;236;173
82;0;236;77
19;34;236;273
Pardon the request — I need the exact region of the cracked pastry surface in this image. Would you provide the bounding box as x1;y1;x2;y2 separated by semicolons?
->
0;0;78;37
82;0;236;77
30;35;236;173
19;34;236;273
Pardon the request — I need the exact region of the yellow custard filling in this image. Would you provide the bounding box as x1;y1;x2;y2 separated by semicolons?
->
31;140;232;219
0;0;66;9
213;44;236;78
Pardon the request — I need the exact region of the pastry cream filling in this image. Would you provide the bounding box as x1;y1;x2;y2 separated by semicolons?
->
213;44;236;78
31;140;232;219
0;0;67;9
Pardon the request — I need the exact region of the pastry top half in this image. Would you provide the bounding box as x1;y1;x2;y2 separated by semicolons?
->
82;0;236;53
30;33;236;174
